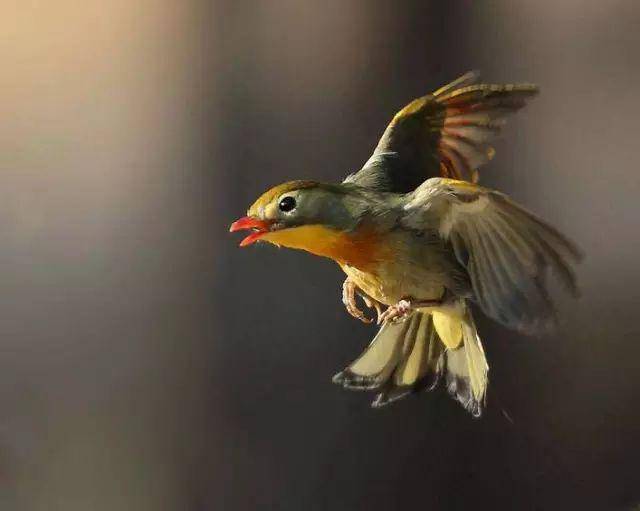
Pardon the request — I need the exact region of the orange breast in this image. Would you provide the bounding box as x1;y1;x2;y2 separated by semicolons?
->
260;223;388;272
331;228;388;271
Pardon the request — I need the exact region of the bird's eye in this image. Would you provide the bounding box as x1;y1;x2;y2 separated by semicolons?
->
278;196;296;212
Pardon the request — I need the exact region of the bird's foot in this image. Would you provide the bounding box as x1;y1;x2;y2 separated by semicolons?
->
342;278;383;324
377;297;443;325
377;299;413;324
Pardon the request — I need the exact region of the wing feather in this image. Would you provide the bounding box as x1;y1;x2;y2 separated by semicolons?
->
404;179;582;333
346;72;539;192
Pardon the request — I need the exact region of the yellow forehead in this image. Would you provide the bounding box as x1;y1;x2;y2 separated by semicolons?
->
247;180;317;216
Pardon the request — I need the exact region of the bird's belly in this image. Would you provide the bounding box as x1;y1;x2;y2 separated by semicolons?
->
341;261;446;306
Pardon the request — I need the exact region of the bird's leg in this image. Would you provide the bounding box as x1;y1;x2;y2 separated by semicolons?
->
377;296;444;325
341;278;383;324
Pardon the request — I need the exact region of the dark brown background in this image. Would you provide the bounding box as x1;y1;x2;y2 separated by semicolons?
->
1;1;639;509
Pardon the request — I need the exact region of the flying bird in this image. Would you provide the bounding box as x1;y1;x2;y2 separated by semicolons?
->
229;72;581;416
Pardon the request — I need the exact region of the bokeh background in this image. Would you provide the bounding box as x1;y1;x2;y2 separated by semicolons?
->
1;1;639;509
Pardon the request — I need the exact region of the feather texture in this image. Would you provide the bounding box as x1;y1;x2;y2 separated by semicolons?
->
404;178;583;333
334;308;488;416
345;72;539;192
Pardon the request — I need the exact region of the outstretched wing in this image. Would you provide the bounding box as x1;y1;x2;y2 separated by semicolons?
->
345;72;539;192
403;179;583;333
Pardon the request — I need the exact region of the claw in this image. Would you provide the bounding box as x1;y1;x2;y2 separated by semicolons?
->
361;295;383;320
341;279;386;324
377;299;413;325
342;279;373;324
377;296;445;325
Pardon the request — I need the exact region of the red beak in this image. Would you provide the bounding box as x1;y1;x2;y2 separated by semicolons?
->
229;216;273;247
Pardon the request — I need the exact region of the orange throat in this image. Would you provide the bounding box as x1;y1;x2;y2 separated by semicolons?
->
260;224;385;271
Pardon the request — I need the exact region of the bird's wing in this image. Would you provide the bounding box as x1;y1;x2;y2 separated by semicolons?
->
344;72;539;192
403;179;583;333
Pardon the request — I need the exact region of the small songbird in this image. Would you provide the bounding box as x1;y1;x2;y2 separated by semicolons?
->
229;72;581;416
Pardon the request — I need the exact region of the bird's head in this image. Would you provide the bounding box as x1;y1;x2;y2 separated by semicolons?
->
229;181;356;247
229;180;371;261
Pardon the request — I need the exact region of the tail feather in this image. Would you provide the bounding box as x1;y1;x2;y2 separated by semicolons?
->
444;308;488;416
372;314;445;407
332;318;411;390
333;304;489;416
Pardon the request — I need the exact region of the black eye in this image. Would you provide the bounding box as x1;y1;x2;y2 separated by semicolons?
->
278;196;296;212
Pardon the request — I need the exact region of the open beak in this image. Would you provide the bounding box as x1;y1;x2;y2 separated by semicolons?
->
229;216;273;247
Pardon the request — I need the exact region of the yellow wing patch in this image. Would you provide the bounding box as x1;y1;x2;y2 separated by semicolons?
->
392;96;429;122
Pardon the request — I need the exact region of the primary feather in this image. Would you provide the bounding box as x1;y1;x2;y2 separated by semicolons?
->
345;71;539;191
403;178;582;333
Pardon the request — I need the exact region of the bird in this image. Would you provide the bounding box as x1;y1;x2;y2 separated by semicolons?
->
229;71;582;417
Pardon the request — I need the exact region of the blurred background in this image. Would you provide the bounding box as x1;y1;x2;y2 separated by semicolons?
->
1;0;639;509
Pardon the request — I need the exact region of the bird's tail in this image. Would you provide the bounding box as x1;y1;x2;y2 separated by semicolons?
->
333;301;488;416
